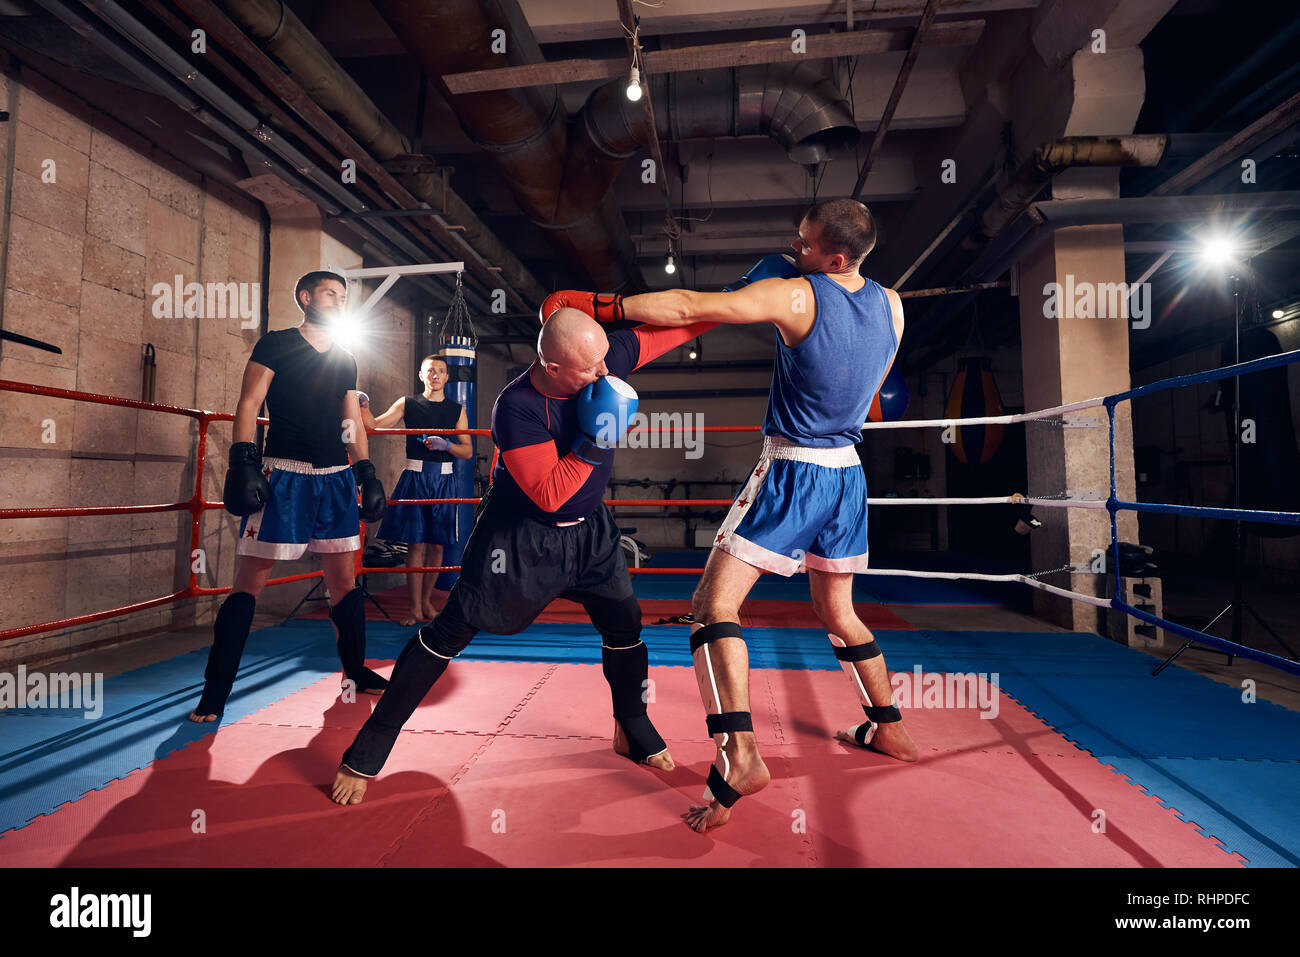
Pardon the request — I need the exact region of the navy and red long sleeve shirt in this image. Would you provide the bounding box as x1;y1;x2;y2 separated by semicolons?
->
489;322;713;522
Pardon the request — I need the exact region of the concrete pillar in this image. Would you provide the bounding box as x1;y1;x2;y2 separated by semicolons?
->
1013;43;1153;632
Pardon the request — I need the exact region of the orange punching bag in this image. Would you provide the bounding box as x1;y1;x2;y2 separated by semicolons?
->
944;357;1004;465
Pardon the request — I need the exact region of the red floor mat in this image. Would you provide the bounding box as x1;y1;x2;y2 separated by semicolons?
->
0;663;1244;867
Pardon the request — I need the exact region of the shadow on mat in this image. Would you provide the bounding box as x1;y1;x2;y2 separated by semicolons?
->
56;696;501;868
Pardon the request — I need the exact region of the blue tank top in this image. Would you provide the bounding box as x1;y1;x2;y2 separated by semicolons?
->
762;273;898;447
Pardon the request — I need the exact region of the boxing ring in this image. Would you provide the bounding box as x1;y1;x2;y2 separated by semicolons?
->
2;350;1299;867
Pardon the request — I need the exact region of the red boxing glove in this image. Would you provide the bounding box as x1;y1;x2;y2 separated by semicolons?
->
539;290;625;324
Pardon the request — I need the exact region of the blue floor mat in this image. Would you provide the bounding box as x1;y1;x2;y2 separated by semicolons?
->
915;630;1300;761
1103;757;1300;868
0;621;364;836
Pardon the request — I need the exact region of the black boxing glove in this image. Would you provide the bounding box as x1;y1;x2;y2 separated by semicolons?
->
352;459;387;523
223;442;270;516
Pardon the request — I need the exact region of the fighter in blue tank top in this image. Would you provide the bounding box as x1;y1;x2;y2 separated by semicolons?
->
618;199;917;833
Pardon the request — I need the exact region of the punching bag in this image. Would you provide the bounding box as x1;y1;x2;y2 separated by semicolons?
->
437;333;477;587
867;364;909;422
945;357;1004;465
1221;325;1300;538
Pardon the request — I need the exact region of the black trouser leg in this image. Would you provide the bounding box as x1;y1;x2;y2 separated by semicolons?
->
340;591;479;776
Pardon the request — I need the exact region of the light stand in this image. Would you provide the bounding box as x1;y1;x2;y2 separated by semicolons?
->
1154;269;1296;674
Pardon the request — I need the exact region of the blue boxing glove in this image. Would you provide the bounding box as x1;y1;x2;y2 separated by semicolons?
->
423;435;451;452
572;375;638;465
723;253;800;292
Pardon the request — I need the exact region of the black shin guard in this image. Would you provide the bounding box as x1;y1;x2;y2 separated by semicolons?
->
691;622;752;807
195;591;256;716
600;640;665;762
341;631;450;776
590;594;665;762
330;586;387;691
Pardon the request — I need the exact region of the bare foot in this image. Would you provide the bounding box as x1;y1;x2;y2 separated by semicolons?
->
613;720;675;771
684;734;770;833
187;711;218;723
330;766;369;805
400;614;419;627
835;719;919;762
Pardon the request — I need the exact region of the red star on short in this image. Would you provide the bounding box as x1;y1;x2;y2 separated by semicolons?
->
715;532;725;544
754;466;764;477
244;526;257;538
738;498;749;508
262;465;272;478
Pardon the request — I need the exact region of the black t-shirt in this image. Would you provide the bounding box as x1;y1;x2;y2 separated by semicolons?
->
403;394;463;462
249;327;358;467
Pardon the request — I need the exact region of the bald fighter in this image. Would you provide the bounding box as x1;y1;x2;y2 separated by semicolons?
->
330;307;717;805
545;199;917;831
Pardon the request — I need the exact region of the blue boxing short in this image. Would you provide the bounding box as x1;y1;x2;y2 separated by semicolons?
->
713;436;869;576
236;457;361;560
376;459;460;545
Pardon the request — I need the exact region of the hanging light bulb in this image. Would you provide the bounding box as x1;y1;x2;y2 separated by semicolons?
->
626;66;643;102
664;250;676;275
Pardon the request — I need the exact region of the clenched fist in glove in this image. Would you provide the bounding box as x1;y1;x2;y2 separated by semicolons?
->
223;442;270;516
539;290;626;325
352;459;387;523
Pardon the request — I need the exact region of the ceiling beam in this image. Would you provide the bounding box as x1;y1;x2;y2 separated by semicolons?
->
442;19;984;95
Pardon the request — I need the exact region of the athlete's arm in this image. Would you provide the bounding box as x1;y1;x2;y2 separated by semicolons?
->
365;396;406;431
343;389;370;462
501;441;594;513
623;278;814;343
233;361;273;445
630;321;720;370
448;406;473;460
881;287;906;375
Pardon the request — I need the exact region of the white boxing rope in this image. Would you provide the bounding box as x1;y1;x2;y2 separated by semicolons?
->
859;395;1107;430
861;567;1113;609
866;495;1107;508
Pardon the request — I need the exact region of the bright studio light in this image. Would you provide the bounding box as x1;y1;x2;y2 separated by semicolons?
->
688;347;697;360
330;313;366;351
626;67;643;102
664;252;676;275
1273;309;1286;319
1199;234;1238;267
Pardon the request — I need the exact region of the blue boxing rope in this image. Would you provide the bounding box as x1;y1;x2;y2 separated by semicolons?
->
1104;348;1300;677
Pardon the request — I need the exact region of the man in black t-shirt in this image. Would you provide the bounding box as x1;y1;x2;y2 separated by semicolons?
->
189;270;389;722
364;355;473;625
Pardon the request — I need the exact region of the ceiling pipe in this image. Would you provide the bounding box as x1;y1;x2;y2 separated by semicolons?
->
974;135;1171;244
212;0;547;309
896;134;1184;372
580;60;858;166
971;190;1300;283
39;0;449;302
573;60;858;209
370;0;644;293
